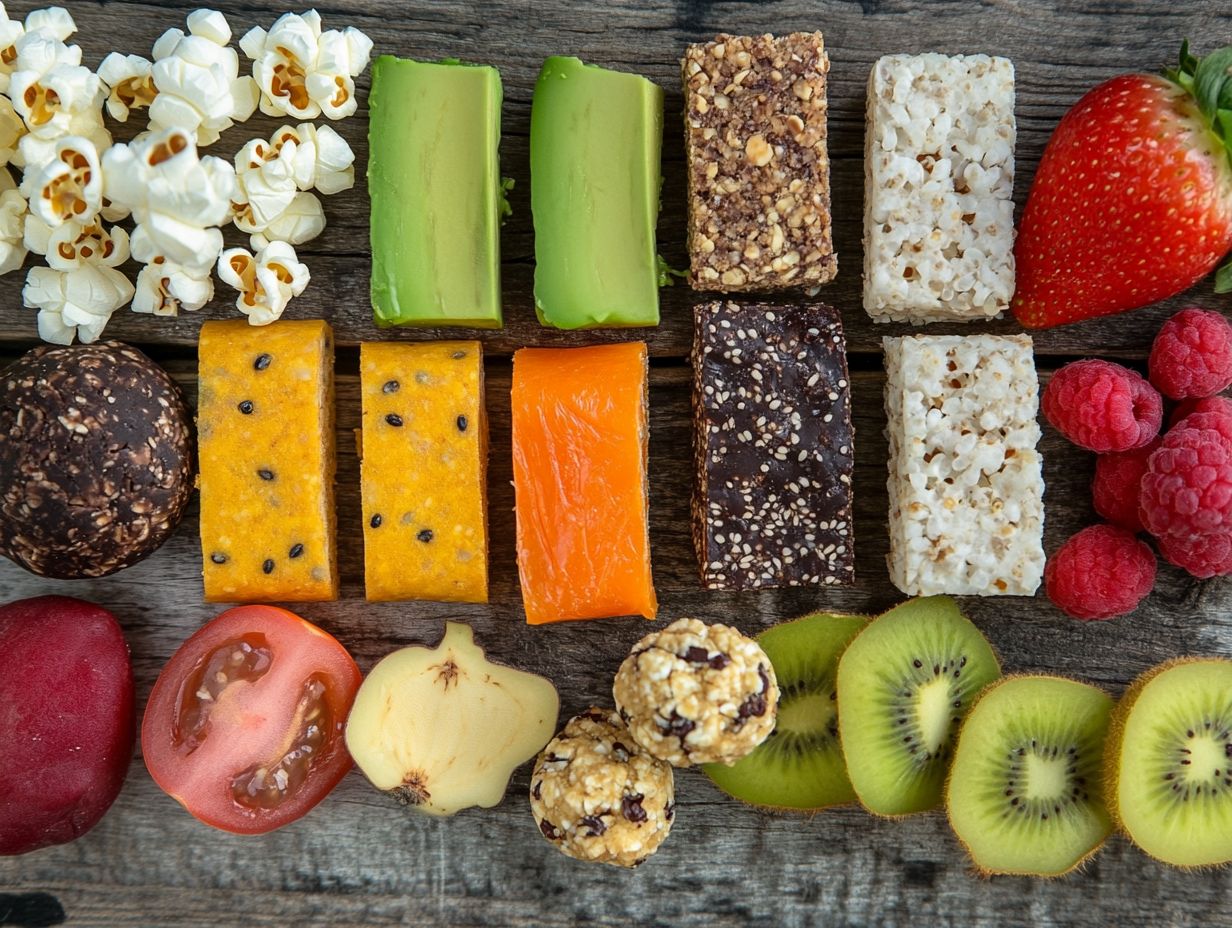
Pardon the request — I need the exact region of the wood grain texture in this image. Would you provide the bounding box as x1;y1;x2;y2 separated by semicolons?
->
1;1;1232;926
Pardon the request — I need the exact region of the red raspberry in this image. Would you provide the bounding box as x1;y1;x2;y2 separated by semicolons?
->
1092;439;1159;532
1149;308;1232;401
1168;394;1232;429
1042;359;1162;452
1156;532;1232;579
1044;525;1156;620
1139;426;1232;538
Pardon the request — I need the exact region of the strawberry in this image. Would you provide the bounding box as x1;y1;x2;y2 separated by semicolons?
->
1013;43;1232;329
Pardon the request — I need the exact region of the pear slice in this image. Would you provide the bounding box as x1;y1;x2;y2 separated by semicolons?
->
345;622;559;816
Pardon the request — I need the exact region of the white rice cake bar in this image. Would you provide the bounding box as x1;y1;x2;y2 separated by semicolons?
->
863;54;1016;324
883;334;1043;596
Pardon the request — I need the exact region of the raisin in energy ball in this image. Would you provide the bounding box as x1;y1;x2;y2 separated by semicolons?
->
613;618;779;767
0;342;194;578
530;708;675;868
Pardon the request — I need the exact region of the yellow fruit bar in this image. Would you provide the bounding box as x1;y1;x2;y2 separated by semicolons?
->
360;341;488;602
197;319;338;602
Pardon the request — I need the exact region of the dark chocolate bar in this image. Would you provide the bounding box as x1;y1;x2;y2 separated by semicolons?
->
692;300;854;590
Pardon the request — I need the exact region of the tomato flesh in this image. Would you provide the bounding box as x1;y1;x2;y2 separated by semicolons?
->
142;606;360;834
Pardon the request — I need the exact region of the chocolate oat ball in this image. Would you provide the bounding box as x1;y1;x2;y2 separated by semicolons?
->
614;618;779;767
0;341;195;578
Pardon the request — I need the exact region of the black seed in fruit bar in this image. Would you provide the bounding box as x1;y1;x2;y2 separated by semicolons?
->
262;558;275;575
451;350;467;360
456;415;468;432
238;400;254;415
386;413;403;427
383;380;399;394
417;529;434;543
370;513;383;528
258;468;274;481
288;543;304;559
692;301;854;590
253;353;272;371
211;552;227;565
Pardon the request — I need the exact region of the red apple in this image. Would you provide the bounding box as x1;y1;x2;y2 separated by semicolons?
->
0;595;135;855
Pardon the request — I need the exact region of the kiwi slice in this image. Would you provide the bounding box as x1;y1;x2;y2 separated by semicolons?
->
1106;658;1232;868
946;675;1113;876
702;612;867;810
836;596;1000;816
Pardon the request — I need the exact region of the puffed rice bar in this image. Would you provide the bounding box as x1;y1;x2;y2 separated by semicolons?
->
883;334;1044;596
864;54;1016;324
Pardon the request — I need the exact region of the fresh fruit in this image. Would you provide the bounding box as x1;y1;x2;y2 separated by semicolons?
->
946;676;1114;877
1156;532;1232;578
1169;394;1232;429
0;596;134;856
1013;44;1232;329
703;612;866;811
1149;308;1232;400
1044;525;1156;621
1091;440;1159;533
142;604;361;835
1041;359;1161;453
836;596;1001;817
1106;658;1232;867
345;622;559;816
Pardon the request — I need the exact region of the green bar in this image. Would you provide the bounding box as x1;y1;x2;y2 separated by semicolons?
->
530;56;664;329
369;56;504;328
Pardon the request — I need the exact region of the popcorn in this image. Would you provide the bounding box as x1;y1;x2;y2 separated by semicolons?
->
129;221;213;316
0;4;77;92
0;167;27;275
97;53;157;122
0;95;26;165
233;135;298;229
217;240;309;325
20;134;102;227
240;11;372;120
102;126;236;273
9;30;102;140
149;9;259;146
25;214;127;271
248;190;323;251
269;122;354;194
24;262;134;345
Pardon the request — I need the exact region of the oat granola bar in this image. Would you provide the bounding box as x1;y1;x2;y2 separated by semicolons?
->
863;54;1016;324
682;33;836;291
883;334;1044;596
692;301;854;589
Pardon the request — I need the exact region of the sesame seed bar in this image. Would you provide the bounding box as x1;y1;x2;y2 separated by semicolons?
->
682;33;836;292
692;301;854;590
883;334;1044;596
863;54;1016;324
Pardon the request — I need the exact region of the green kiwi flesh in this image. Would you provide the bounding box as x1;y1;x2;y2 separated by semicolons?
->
946;676;1113;876
837;596;1001;816
1109;658;1232;868
703;612;867;810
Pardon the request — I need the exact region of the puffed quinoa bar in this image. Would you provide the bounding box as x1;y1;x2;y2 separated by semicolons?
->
883;334;1044;596
682;33;836;292
863;54;1016;323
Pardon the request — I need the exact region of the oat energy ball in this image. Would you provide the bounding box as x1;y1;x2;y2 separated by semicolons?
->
530;708;675;868
0;342;194;579
614;618;779;766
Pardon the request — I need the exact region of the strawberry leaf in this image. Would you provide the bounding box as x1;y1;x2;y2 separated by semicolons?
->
1216;259;1232;295
1194;48;1232;123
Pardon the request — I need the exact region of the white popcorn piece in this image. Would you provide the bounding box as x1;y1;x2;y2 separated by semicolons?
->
98;53;157;122
233;136;298;229
22;7;75;42
0;168;27;275
24;261;134;344
149;9;259;146
14;106;108;170
0;4;78;92
270;122;354;194
34;217;128;271
129;221;213;316
0;95;25;167
217;240;309;325
9;31;101;139
863;54;1016;324
102;127;235;273
241;11;372;121
883;334;1044;596
248;190;323;251
20;134;103;228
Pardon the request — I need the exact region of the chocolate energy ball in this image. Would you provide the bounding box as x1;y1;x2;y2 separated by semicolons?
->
530;708;675;868
0;341;195;578
614;618;779;767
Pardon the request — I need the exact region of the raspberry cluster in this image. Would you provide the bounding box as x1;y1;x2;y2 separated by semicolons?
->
1041;309;1232;620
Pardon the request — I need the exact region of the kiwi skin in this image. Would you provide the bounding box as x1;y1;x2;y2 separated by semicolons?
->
1103;657;1232;870
944;674;1114;879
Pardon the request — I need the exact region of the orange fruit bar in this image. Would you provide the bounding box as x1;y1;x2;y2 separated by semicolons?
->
511;342;657;625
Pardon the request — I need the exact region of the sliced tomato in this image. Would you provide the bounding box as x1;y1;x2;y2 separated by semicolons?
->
142;605;361;835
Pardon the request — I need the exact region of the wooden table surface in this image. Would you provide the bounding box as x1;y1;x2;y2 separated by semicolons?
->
2;1;1231;926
